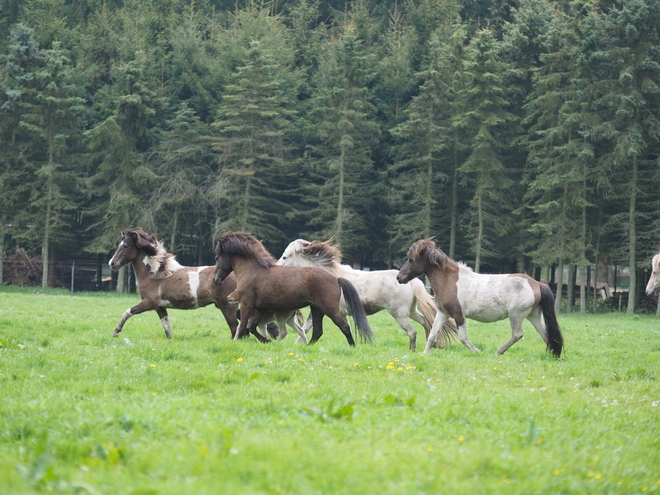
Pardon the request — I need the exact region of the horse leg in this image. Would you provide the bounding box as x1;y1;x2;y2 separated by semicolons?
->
113;300;155;337
296;312;314;344
246;309;270;343
456;320;480;353
526;306;549;346
155;307;172;339
326;311;356;347
408;308;445;350
495;315;524;355
287;312;308;344
276;312;289;340
234;306;253;340
422;312;448;354
390;310;418;351
309;306;325;343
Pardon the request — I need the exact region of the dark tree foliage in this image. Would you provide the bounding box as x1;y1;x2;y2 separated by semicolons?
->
1;0;660;310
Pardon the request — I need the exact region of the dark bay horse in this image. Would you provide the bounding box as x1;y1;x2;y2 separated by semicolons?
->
213;232;372;346
109;228;239;338
396;239;563;358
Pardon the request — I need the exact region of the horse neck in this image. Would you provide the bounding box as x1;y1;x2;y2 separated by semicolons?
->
231;256;265;282
426;260;458;292
131;252;154;282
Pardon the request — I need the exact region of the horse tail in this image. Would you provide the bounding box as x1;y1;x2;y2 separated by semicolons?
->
410;278;437;329
338;278;373;342
540;284;564;358
410;278;458;347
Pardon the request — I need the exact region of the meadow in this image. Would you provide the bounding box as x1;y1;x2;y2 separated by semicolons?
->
1;286;659;494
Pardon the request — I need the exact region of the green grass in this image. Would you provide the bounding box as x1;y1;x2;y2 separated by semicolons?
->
1;286;659;494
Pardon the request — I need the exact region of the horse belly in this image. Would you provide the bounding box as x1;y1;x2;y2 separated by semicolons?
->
158;271;200;310
457;277;510;323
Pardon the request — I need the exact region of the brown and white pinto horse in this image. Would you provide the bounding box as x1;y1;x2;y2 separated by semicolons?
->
213;232;372;346
109;228;239;339
396;239;563;358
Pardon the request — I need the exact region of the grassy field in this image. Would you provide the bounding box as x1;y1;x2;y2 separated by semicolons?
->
1;286;659;494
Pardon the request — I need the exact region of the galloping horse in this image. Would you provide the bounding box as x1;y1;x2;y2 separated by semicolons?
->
278;239;456;351
646;253;660;298
396;239;563;358
213;232;372;346
109;228;239;338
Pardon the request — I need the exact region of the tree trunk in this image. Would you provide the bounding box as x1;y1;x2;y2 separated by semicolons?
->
116;264;128;293
449;147;458;259
627;154;637;314
336;146;346;247
475;185;483;273
424;155;433;239
0;227;4;285
579;265;587;313
42;180;53;289
554;259;564;313
566;264;575;313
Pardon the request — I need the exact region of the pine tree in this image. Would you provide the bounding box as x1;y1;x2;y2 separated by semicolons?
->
303;24;381;260
389;24;467;258
580;0;660;313
454;29;519;272
1;25;84;287
209;39;298;243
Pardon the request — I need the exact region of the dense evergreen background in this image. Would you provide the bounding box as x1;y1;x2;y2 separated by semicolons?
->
1;0;659;311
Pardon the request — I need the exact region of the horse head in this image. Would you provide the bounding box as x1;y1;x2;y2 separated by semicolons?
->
277;239;341;269
214;232;276;284
277;239;311;266
646;254;660;298
109;228;158;270
396;238;440;284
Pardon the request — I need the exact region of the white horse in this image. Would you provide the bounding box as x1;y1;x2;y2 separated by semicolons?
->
277;239;455;351
396;238;564;358
646;254;660;298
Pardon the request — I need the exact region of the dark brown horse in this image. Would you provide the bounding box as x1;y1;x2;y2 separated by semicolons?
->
213;232;372;346
397;239;563;358
109;228;239;339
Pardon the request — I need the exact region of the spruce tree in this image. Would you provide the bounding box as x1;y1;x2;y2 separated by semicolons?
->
453;29;519;272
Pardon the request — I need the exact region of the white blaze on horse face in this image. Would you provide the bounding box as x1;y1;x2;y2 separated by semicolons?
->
646;254;660;297
109;240;127;268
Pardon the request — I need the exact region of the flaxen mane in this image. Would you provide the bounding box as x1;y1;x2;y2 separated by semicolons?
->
302;240;342;269
123;227;182;278
216;232;276;268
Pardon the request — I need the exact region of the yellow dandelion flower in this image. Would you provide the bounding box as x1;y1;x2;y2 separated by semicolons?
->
289;352;294;356
595;474;602;480
427;446;433;452
397;367;403;371
458;436;465;442
236;357;243;362
588;472;594;478
354;363;359;367
152;393;157;396
150;364;156;367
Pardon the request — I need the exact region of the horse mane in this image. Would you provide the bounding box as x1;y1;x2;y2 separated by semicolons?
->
216;232;276;268
408;238;459;269
123;227;182;278
301;240;342;269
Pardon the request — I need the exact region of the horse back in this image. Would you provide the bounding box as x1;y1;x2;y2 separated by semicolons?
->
240;265;342;311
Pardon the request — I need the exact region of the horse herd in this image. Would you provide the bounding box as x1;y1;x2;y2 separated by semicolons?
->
112;228;627;359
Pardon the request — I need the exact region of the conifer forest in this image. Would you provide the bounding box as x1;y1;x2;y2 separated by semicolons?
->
1;0;660;311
